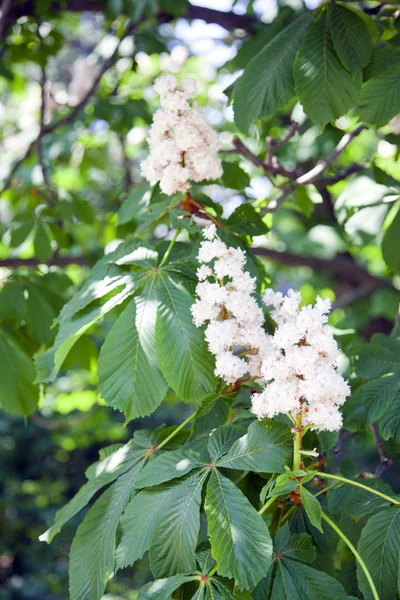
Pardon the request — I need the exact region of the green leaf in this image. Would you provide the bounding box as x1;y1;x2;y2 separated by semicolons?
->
300;487;323;533
137;575;196;600
155;275;217;402
380;392;400;443
205;469;273;590
25;282;57;344
196;543;216;574
149;471;207;578
135;448;204;488
221;162;250;190
294;9;360;128
357;508;400;600
0;281;26;324
34;222;53;261
40;443;143;543
269;527;347;600
359;66;400;125
225;204;269;238
118;184;151;225
216;420;292;474
349;375;400;425
207;424;246;462
327;479;396;517
233;13;313;132
274;524;317;564
270;560;347;600
98;283;168;421
365;47;400;79
353;341;400;379
36;238;149;382
69;460;144;600
329;4;372;73
0;330;39;416
382;206;400;274
116;485;174;570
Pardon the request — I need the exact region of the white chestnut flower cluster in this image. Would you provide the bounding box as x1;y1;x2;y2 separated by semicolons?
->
141;75;223;195
253;289;351;432
191;226;350;432
190;224;272;385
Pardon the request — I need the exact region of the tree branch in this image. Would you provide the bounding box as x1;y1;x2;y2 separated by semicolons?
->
0;256;90;268
1;21;135;195
251;247;398;294
296;125;366;185
3;1;258;38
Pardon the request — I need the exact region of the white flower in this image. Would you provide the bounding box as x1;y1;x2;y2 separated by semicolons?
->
251;289;350;431
141;75;223;195
202;224;217;240
192;253;350;431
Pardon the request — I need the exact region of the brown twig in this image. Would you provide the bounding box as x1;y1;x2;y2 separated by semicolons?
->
251;247;399;294
370;423;393;477
267;121;298;160
232;125;367;215
296;125;366;185
1;22;135;195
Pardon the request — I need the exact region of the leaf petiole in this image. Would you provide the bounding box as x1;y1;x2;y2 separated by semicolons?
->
315;472;400;506
158;228;181;268
321;511;380;600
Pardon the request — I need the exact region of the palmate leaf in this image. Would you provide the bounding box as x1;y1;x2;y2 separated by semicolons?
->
155;275;217;402
357;508;400;600
216;420;292;473
205;469;273;590
0;330;39;416
328;3;372;73
265;525;347;600
207;424;246;462
294;9;360;128
135;448;204;488
233;12;313;133
69;460;144;600
40;443;144;543
149;470;208;578
98;282;168;421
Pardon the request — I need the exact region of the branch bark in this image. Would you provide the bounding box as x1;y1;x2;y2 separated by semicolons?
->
3;1;258;38
251;247;398;294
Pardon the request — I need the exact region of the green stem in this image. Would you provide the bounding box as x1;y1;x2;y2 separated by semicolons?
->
155;411;196;452
293;412;302;471
158;228;181;268
314;482;342;498
208;564;218;577
258;496;276;516
321;511;380;600
317;472;400;506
